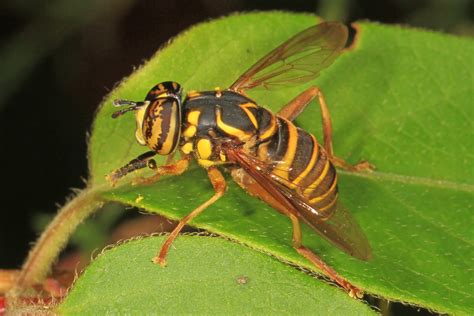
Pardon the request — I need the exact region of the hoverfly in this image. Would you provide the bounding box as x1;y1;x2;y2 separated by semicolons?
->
108;21;372;298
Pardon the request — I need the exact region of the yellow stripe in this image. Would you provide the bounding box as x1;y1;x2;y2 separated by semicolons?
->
303;160;330;196
197;138;212;160
159;100;178;155
309;173;338;204
198;159;215;168
181;142;193;154
257;141;269;161
318;194;338;213
216;107;252;141
135;106;147;145
157;92;170;98
147;100;165;149
183;125;197;138
291;134;318;186
272;118;298;184
259;112;277;141
219;151;227;162
187;90;201;98
187;110;201;126
239;102;258;129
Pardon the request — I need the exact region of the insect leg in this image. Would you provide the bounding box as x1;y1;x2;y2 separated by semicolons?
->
164;152;176;165
278;86;319;122
318;91;372;171
153;166;227;266
106;151;156;184
287;211;364;298
279;86;373;172
131;155;191;186
231;167;363;298
279;86;335;154
314;88;374;172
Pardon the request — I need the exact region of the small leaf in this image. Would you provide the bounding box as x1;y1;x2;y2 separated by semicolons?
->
57;236;376;315
86;12;473;314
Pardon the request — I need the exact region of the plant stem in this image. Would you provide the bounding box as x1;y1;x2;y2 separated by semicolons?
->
13;185;105;290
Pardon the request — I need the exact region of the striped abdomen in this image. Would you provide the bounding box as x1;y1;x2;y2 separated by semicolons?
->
256;116;338;216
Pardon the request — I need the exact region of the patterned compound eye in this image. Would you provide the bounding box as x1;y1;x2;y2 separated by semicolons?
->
130;81;184;154
141;96;181;155
145;81;182;100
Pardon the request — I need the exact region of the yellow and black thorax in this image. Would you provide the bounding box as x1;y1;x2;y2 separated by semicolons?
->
180;89;274;167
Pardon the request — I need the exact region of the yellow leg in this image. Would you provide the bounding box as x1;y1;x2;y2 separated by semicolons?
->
231;167;364;298
131;155;191;186
153;166;227;266
279;86;373;172
278;87;318;121
286;211;364;298
165;152;176;165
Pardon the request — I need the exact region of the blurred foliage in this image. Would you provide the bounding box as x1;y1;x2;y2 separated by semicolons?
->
0;0;472;110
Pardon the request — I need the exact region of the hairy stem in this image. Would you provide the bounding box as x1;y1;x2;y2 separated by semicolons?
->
13;185;105;290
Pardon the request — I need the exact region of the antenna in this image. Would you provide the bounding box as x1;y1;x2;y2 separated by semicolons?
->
111;99;148;118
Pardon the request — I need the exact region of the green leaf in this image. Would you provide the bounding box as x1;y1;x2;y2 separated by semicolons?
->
84;12;473;314
57;236;376;315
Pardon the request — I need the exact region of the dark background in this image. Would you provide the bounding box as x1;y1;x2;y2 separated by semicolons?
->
0;0;472;313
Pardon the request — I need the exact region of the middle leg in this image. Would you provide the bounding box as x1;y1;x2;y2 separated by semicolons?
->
153;166;227;266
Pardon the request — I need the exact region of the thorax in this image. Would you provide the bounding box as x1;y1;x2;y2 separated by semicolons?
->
179;90;275;167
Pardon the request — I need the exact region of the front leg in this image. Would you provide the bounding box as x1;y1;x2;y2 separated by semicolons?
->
106;151;157;184
132;155;191;186
106;152;191;186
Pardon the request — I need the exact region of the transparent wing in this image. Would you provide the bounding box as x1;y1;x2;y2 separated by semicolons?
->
226;145;371;261
229;22;348;92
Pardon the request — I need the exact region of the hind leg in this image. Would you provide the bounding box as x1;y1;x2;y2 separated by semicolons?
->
279;86;373;172
231;167;364;298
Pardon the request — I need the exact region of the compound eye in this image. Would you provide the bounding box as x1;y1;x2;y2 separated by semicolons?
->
142;97;181;155
146;81;182;100
147;159;157;170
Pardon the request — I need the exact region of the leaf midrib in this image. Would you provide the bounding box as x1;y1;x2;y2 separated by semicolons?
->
341;169;473;192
